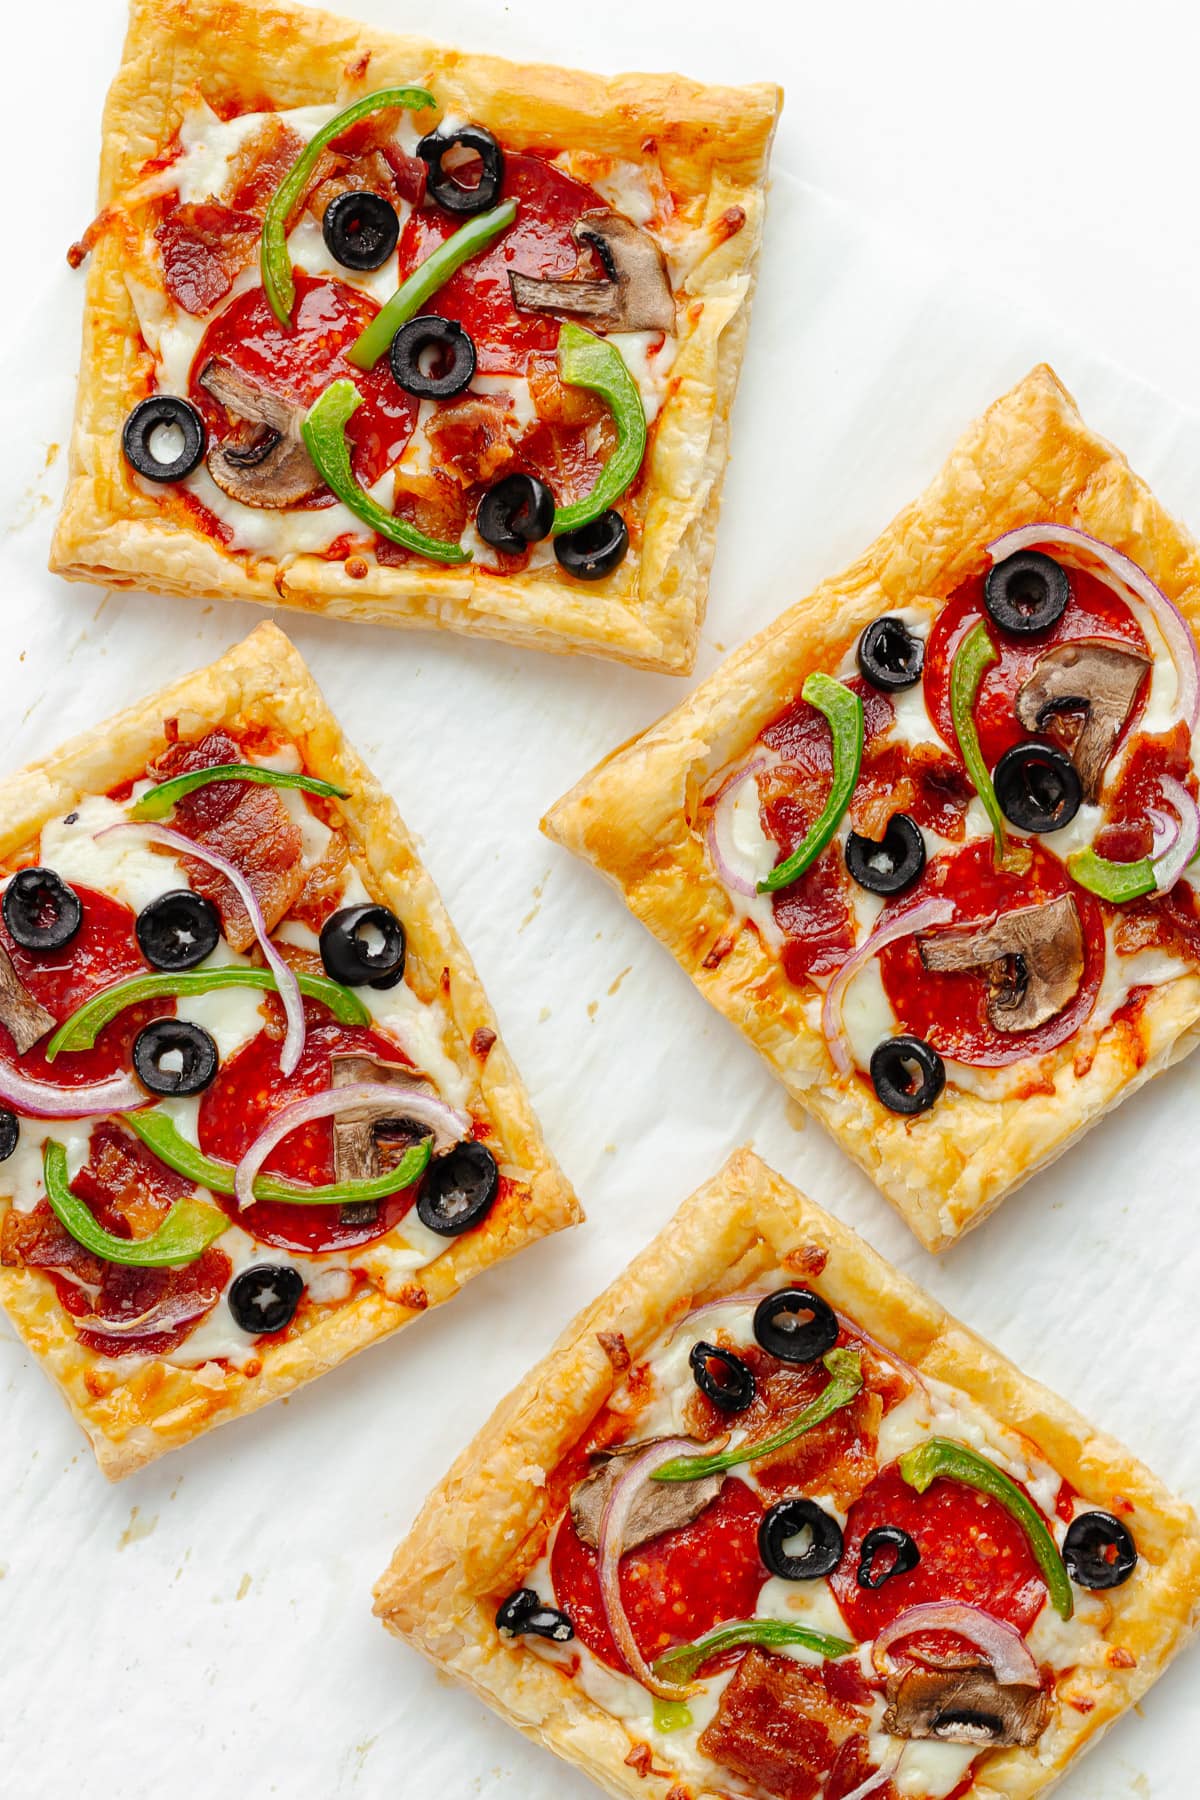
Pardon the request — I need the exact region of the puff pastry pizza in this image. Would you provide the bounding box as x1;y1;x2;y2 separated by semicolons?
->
0;622;577;1479
50;0;780;674
545;366;1200;1250
376;1148;1200;1800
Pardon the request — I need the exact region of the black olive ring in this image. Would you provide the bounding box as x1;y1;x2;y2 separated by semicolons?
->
688;1341;757;1414
136;889;222;971
753;1287;839;1365
857;1524;921;1589
984;550;1070;637
418;1140;500;1236
554;510;629;581
3;867;83;952
495;1588;574;1642
477;474;556;554
133;1019;219;1097
0;1111;18;1163
389;314;477;399
322;189;400;271
993;741;1082;834
417;124;505;214
319;904;406;989
1062;1511;1138;1590
870;1034;945;1116
845;813;926;896
122;395;207;484
759;1498;845;1582
857;616;925;692
228;1264;305;1335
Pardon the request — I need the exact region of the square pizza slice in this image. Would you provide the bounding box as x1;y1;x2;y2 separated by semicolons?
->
376;1149;1200;1800
50;0;781;674
0;622;577;1477
544;365;1200;1249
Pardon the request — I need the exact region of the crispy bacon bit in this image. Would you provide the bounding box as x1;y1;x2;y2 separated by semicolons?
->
425;395;520;489
784;1244;830;1280
155;202;261;315
470;1026;497;1061
698;1650;867;1800
623;1744;654;1778
290;831;351;932
380;145;428;207
597;1330;631;1373
305;149;403;223
376;473;471;567
1;1203;106;1286
527;352;607;429
225;116;306;213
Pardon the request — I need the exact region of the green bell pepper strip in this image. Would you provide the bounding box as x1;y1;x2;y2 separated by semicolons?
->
43;1140;228;1268
899;1436;1074;1621
131;763;348;822
348;199;519;370
261;86;436;327
652;1619;855;1688
651;1348;863;1483
45;967;369;1061
757;674;864;894
950;621;1030;874
302;380;471;564
549;323;648;537
1066;846;1159;904
123;1110;432;1207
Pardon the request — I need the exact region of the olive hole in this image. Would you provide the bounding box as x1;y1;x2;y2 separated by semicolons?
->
356;919;387;957
781;1522;816;1560
158;1048;184;1076
701;1355;739;1396
417;342;455;381
149;420;187;466
442;144;484;189
867;847;897;876
1008;570;1050;617
894;1055;925;1095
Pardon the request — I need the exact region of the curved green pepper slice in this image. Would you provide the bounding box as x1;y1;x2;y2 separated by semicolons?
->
302;380;471;564
131;763;348;822
652;1618;855;1688
951;621;1031;874
550;323;647;537
348;200;519;370
651;1348;862;1483
45;966;369;1061
758;674;864;893
1066;846;1158;904
123;1109;431;1207
43;1140;228;1268
261;86;436;327
900;1436;1073;1620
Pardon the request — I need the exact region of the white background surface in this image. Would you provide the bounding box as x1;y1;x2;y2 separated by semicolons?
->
1;2;1198;1796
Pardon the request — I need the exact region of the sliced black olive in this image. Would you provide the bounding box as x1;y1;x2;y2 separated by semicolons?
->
984;550;1070;637
554;510;629;581
122;395;206;483
753;1286;839;1364
1062;1511;1138;1590
857;1524;921;1589
759;1498;844;1581
319;904;406;990
495;1588;574;1642
417;1140;499;1236
477;474;555;554
870;1035;945;1115
688;1341;756;1414
993;741;1082;834
857;616;925;692
135;890;221;971
388;314;476;399
418;124;505;215
321;189;400;271
0;1110;18;1162
845;814;926;895
3;867;82;952
133;1019;219;1096
228;1263;305;1335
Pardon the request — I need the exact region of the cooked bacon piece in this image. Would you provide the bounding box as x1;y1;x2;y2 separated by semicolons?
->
1;1202;107;1287
289;830;350;931
425;395;521;489
379;144;427;206
73;1118;194;1235
224;116;306;214
154;202;262;315
697;1650;867;1800
149;727;305;953
527;352;607;429
375;473;472;567
305;149;404;223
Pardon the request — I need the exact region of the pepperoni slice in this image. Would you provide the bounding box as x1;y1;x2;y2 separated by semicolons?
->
549;1477;765;1671
877;839;1106;1066
830;1463;1047;1647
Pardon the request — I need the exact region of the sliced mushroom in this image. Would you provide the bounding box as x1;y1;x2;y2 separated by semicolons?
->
508;210;675;334
917;893;1084;1033
330;1052;440;1186
570;1439;723;1553
198;359;324;509
1015;640;1149;801
0;945;54;1055
883;1662;1049;1748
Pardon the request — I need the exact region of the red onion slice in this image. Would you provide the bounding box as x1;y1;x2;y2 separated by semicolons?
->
822;898;955;1075
597;1436;701;1699
100;822;306;1077
839;1747;904;1800
70;1288;216;1339
0;1063;149;1119
1151;775;1200;892
988;524;1200;731
871;1600;1039;1686
233;1082;468;1211
706;759;770;899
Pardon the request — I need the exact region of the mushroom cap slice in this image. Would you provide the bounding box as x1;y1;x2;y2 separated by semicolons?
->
330;1051;440;1187
569;1439;723;1553
199;358;324;510
883;1661;1049;1747
917;893;1085;1033
0;945;54;1055
507;209;675;334
1015;639;1149;801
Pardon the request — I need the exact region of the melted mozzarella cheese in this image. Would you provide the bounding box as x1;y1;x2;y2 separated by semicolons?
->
36;796;186;911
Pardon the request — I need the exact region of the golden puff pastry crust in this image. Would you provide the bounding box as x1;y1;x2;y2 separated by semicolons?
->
543;366;1200;1251
0;622;579;1479
49;0;781;675
375;1147;1200;1800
